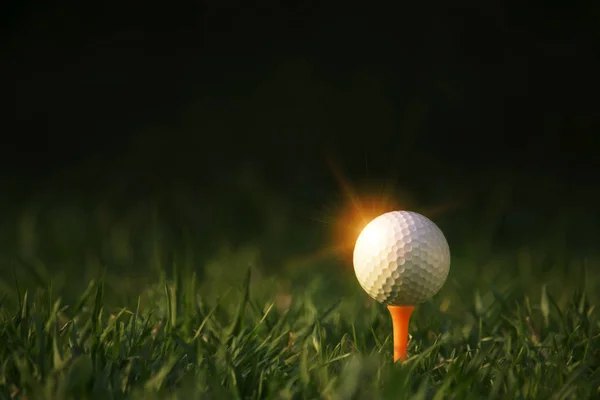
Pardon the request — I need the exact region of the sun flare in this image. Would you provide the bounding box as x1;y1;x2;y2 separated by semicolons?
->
284;148;464;271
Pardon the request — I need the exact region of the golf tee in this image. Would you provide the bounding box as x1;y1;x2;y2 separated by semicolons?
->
387;305;415;362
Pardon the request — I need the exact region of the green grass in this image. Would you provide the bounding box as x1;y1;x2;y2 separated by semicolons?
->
1;179;599;399
1;261;599;399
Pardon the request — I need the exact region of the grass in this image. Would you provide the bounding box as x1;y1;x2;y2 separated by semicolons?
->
1;178;599;399
1;259;599;399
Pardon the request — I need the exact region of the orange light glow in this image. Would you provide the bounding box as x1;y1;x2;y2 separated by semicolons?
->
331;195;406;265
321;149;413;266
284;147;465;272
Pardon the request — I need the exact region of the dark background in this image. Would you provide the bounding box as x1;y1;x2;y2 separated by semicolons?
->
2;1;599;286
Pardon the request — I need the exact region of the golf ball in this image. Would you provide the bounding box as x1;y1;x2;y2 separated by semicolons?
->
353;210;450;305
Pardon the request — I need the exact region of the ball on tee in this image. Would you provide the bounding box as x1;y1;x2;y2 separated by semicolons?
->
353;210;450;306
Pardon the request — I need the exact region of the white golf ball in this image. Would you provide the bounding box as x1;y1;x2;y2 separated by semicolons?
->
353;210;450;305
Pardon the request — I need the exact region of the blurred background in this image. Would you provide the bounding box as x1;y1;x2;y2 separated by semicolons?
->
2;2;599;308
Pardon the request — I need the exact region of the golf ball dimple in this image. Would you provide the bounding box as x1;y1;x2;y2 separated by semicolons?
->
353;211;450;306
